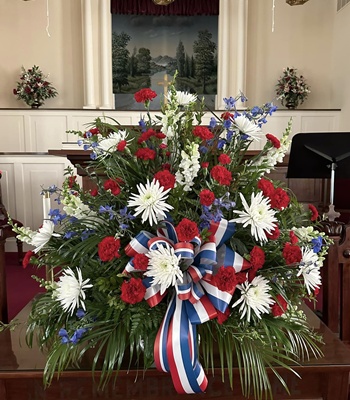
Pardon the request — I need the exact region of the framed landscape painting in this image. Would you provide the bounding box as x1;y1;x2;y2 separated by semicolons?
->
112;14;218;110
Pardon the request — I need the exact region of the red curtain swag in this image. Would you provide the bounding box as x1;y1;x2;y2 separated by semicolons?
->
110;0;219;16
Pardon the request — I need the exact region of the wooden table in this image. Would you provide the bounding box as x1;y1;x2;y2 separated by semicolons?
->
0;301;350;400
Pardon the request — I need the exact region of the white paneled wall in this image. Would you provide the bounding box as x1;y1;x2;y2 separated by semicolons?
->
0;108;341;252
0;109;341;152
0;155;78;252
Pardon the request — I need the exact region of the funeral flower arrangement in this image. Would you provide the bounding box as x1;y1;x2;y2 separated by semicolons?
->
276;67;310;109
13;65;57;108
12;77;328;399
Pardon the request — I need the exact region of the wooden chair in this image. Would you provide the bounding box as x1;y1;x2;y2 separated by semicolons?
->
0;176;24;323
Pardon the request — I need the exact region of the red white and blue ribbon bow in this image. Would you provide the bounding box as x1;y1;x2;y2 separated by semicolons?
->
125;218;250;394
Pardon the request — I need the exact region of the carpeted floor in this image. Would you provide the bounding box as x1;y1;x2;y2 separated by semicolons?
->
5;252;46;321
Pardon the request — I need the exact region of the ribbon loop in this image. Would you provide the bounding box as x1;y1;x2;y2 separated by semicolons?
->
126;217;250;394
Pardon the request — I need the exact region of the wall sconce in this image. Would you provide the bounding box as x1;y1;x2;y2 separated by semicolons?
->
286;0;310;5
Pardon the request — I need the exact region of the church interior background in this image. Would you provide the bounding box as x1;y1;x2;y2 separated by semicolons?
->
1;0;350;399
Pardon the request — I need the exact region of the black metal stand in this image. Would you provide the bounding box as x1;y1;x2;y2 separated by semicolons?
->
287;132;350;221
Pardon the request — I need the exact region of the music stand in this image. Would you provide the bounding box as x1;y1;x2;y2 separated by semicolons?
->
287;132;350;221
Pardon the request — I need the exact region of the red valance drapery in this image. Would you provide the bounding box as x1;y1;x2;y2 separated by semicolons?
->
110;0;219;16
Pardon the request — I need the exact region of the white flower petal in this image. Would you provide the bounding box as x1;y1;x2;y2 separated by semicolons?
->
144;243;183;294
232;276;274;322
297;248;322;295
31;220;56;253
234;115;262;140
127;179;173;226
231;192;277;242
54;267;93;315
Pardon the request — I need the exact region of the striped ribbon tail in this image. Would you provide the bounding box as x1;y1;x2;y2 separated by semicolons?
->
154;295;208;394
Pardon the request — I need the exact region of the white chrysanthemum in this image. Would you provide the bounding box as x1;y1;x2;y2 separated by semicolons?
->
175;142;200;191
297;248;322;295
234;115;262;140
168;90;197;106
31;221;59;253
232;275;274;322
97;130;129;153
54;267;92;315
145;243;183;295
128;179;173;226
231;192;277;242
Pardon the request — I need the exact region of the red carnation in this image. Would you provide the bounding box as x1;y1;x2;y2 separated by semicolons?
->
217;308;230;324
83;127;99;138
135;148;156;160
210;165;232;186
271;294;288;317
155;132;166;139
137;129;156;144
218;154;231;165
120;278;146;304
199;189;215;207
117;140;127;152
221;112;233;120
154;170;176;191
90;188;99;197
22;250;36;269
193;126;214;141
266;225;280;240
175;218;199;242
282;242;302;265
258;178;274;198
289;230;298;245
98;236;121;262
250;246;265;270
235;272;248;285
133;253;149;271
266;133;281;149
134;88;157;103
213;266;237;292
201;162;209;169
162;163;171;170
104;179;121;196
270;187;290;209
308;204;319;221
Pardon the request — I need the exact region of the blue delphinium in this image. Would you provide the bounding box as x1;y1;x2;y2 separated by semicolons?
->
311;236;323;253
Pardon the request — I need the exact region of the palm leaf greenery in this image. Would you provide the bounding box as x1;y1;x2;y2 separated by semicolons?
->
12;75;330;399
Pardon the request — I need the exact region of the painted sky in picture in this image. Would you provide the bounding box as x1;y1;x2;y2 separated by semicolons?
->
112;15;218;58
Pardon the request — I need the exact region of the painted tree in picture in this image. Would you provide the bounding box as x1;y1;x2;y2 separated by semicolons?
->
112;32;131;92
176;40;186;77
193;29;216;94
136;48;152;75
